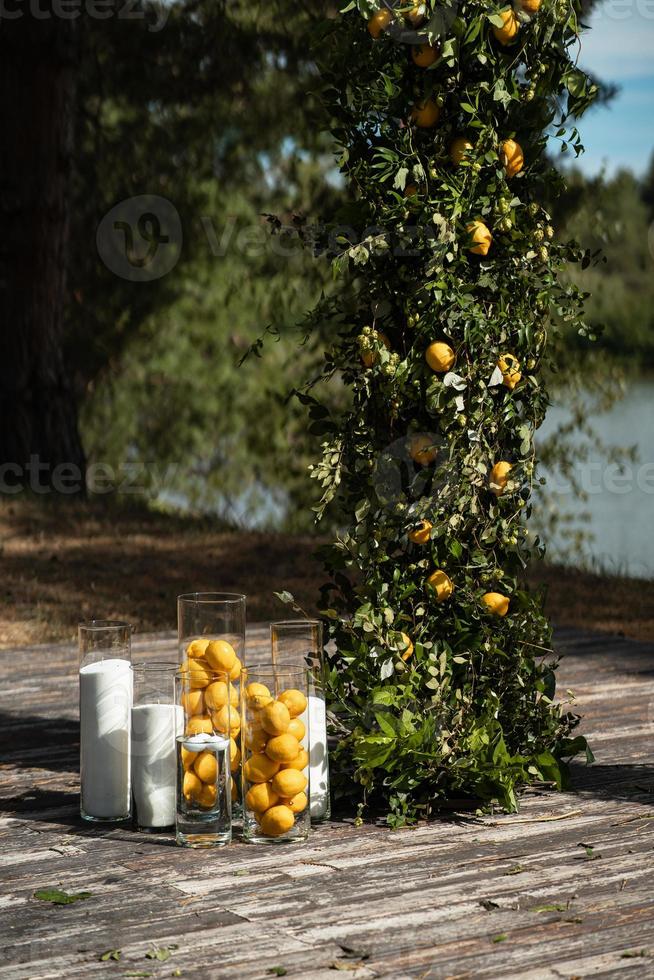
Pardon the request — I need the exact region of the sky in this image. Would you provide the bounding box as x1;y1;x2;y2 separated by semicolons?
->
575;2;654;176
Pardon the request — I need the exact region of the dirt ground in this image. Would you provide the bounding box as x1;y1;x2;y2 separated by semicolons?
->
1;498;653;648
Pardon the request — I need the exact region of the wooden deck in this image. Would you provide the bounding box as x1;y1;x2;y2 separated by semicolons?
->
1;626;654;979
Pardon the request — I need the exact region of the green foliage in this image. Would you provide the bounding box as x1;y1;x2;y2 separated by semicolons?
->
554;167;654;362
301;0;597;821
33;889;92;905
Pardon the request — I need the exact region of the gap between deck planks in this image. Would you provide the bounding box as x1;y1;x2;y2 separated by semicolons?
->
1;626;654;979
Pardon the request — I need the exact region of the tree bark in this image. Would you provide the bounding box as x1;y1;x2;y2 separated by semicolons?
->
0;8;85;492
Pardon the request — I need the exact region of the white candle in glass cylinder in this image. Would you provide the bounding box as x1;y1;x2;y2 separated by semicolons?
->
307;694;329;819
79;659;132;819
131;703;183;828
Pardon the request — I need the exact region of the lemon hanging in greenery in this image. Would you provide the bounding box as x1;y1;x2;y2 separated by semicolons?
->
492;8;520;44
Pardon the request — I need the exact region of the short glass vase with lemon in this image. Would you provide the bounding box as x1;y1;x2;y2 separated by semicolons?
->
175;667;233;847
177;593;245;814
241;665;310;844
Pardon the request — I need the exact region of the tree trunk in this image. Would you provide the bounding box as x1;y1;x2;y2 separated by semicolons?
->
0;9;85;493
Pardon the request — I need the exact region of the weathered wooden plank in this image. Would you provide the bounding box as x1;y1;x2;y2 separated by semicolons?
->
1;626;654;979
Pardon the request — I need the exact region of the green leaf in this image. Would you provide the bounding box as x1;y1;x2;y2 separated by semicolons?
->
492;934;508;943
268;968;288;976
34;889;92;905
145;947;174;962
99;950;121;961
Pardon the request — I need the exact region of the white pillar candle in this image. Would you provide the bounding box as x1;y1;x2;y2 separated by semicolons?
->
131;703;183;829
307;694;329;820
80;658;132;819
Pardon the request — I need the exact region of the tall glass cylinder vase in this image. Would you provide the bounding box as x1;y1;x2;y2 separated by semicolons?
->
131;663;181;832
79;621;132;823
177;593;245;813
175;668;233;847
271;620;330;822
241;664;310;843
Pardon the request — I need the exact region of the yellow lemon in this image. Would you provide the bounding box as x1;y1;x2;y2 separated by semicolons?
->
229;655;242;682
482;592;510;616
489;461;513;496
181;689;205;716
204;639;237;673
450;136;474;165
186;638;209;660
516;0;541;12
492;8;519;44
181;746;197;771
409;433;437;466
185;715;213;736
205;679;238;711
194;750;217;784
497;353;521;390
278;689;308;719
361;331;390;369
259;805;295;837
411;99;441;128
265;733;301;764
399;632;414;661
198;783;216;808
288;718;306;742
183;770;203;803
368;8;393;38
280;748;309;771
244;752;280;784
260;700;291;736
409;519;432;545
246;682;273;710
211;703;240;735
286;791;308;815
180;658;212;689
500;138;524;178
425;341;456;373
426;569;454;602
271;768;308;798
245;781;279;814
466;220;492;256
244;723;268;753
230;736;241;769
412;43;439;68
231;777;239;802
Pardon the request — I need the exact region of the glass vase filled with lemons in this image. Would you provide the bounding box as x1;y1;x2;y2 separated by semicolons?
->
175;667;233;847
241;665;310;843
177;593;245;815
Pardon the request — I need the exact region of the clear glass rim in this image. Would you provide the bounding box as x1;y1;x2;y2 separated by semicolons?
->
270;619;321;629
177;592;246;606
240;664;308;679
78;620;132;632
130;661;178;672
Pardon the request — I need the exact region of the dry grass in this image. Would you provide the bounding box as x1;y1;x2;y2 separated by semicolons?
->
1;498;653;648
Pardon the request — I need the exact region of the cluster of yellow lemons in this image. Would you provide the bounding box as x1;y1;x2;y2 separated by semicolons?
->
242;684;310;837
367;2;532;257
360;3;537;652
179;638;242;808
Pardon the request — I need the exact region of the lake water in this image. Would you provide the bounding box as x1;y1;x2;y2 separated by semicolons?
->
537;377;654;579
